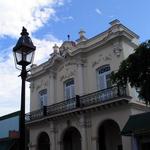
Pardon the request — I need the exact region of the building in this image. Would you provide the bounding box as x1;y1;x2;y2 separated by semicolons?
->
26;19;148;150
0;111;19;150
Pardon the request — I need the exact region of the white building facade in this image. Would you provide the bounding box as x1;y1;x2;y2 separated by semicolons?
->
26;20;147;150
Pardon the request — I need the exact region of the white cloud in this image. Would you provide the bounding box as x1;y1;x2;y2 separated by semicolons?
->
62;16;74;21
95;8;102;15
0;0;65;116
51;15;74;22
0;49;21;116
33;36;62;64
0;0;64;38
108;15;115;18
0;36;62;116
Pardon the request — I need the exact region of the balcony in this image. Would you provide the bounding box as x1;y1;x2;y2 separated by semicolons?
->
26;86;128;123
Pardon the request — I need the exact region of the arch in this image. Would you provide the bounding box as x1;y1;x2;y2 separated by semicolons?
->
37;132;50;150
98;119;122;150
62;127;81;150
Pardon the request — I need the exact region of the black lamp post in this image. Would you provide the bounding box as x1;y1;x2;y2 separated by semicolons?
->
13;27;36;150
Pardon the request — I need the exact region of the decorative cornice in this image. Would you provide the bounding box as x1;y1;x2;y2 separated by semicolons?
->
28;21;139;82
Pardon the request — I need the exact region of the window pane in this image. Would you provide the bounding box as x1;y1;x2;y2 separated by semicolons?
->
97;65;111;90
71;85;75;98
106;74;111;88
98;65;110;74
99;75;106;90
64;79;75;100
39;89;47;108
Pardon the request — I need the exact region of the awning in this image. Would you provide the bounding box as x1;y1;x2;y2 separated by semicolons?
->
122;111;150;136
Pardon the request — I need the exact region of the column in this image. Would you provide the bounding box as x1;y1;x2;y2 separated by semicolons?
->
28;143;37;150
122;136;132;150
80;114;88;150
50;122;57;150
49;73;55;105
91;136;98;150
77;63;84;96
29;129;37;150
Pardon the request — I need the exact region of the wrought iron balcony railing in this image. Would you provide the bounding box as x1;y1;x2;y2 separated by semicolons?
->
26;86;126;122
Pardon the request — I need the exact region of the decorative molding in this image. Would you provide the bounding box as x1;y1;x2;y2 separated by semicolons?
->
79;116;92;128
91;136;98;141
50;126;58;134
113;41;122;57
92;54;112;68
35;78;48;91
80;120;92;128
60;70;76;81
30;82;35;92
58;60;77;73
102;29;114;42
36;83;41;91
58;140;63;145
28;143;37;148
49;73;56;79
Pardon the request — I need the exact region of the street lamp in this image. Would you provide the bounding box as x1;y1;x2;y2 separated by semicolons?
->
13;27;36;150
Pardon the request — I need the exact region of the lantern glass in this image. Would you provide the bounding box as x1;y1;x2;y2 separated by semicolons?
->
14;48;35;66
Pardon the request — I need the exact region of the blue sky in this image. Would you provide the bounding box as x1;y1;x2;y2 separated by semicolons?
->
0;0;150;116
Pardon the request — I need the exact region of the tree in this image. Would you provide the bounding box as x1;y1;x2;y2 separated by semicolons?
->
111;40;150;104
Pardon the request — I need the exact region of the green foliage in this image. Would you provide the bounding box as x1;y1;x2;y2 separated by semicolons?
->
111;40;150;104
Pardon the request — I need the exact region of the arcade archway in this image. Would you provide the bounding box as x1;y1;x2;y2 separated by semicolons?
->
38;132;50;150
98;119;122;150
63;127;81;150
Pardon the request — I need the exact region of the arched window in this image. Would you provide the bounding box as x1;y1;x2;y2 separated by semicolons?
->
97;65;111;90
64;79;75;100
39;89;47;108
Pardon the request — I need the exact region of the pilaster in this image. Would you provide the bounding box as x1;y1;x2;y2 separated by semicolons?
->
79;114;91;150
49;122;57;150
122;136;132;150
49;73;56;105
77;63;84;95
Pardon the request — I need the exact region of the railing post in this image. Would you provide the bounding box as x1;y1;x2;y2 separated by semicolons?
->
123;85;126;96
43;106;47;116
117;85;120;96
76;95;80;108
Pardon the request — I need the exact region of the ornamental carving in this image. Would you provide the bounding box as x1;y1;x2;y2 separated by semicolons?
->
36;83;41;91
92;54;112;67
113;42;122;57
35;79;48;91
58;61;77;72
91;137;98;141
30;82;34;92
60;70;75;81
80;120;92;128
102;29;113;41
79;116;92;128
50;123;58;133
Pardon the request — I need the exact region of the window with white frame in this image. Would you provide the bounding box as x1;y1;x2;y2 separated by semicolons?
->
64;79;75;100
39;89;47;108
97;65;111;90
